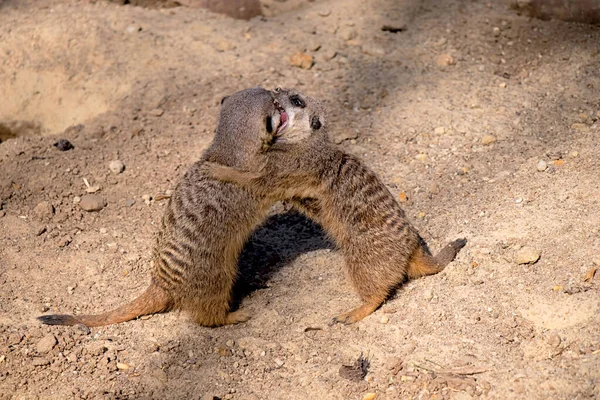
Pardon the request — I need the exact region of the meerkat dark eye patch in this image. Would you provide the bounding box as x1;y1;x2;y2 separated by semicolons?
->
290;95;306;108
266;116;274;133
220;96;229;105
310;115;322;130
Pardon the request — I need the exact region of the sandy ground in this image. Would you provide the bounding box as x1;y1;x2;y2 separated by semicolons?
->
0;0;599;399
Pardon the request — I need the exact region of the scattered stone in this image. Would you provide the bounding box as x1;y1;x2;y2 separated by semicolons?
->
363;394;377;400
53;139;74;151
274;358;284;368
361;44;385;57
571;123;588;131
36;334;57;354
384;357;403;371
380;315;389;324
333;129;359;144
34;201;54;220
73;196;81;205
434;126;445;135
436;53;455;67
149;108;164;117
109;160;125;174
125;199;136;207
398;192;408;203
289;52;314;69
536;160;547;172
116;362;130;370
569;151;579;158
415;153;427;162
481;134;497;145
79;194;106;212
493;27;501;37
318;9;331;17
32;357;51;367
213;40;236;52
0;210;5;218
421;289;436;302
125;25;141;34
515;247;540;265
499;82;507;88
142;194;152;205
57;236;72;248
338;26;357;41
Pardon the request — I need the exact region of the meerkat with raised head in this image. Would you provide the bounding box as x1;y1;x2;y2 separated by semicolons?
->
38;87;289;328
206;88;467;324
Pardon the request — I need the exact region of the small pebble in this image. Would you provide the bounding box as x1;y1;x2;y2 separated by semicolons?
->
274;358;285;367
481;134;497;145
423;289;434;301
436;53;455;67
125;199;136;207
434;126;445;135
415;153;427;162
116;362;130;370
73;196;81;204
289;52;314;69
79;194;106;212
53;139;74;151
380;315;389;324
363;393;377;400
0;210;5;218
361;44;385;57
493;27;501;37
34;201;55;220
499;82;507;88
36;334;57;354
515;247;541;265
100;228;108;234
109;160;125;174
338;26;357;41
149;109;164;117
536;160;547;172
125;25;141;33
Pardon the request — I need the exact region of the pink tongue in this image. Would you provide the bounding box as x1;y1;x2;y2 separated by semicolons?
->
280;111;288;125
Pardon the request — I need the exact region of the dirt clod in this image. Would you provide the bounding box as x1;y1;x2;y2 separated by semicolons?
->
79;194;106;212
36;334;57;354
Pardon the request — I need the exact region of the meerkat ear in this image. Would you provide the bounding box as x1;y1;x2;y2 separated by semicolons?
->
311;115;322;130
220;96;230;105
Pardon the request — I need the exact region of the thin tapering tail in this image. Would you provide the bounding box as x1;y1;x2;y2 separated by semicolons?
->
37;284;172;327
434;238;467;266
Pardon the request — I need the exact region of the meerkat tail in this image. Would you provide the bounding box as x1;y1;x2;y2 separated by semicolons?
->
37;284;172;327
406;238;467;279
433;238;467;267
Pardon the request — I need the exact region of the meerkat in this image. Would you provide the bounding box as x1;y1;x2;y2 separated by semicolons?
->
38;87;288;328
206;88;467;324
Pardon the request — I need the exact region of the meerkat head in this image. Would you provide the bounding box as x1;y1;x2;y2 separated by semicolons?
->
206;87;282;168
269;87;327;145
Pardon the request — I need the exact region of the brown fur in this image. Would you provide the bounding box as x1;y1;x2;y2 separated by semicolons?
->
38;87;282;328
206;88;466;324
